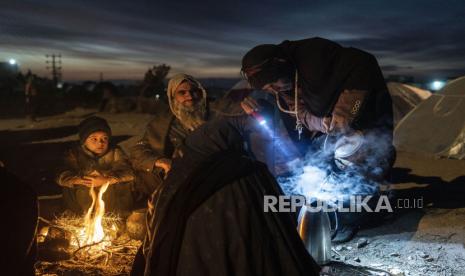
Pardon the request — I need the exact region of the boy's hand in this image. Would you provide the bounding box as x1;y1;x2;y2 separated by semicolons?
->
89;170;101;176
70;177;93;187
82;175;111;187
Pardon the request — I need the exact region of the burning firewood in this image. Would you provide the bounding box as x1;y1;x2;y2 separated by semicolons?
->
35;182;142;275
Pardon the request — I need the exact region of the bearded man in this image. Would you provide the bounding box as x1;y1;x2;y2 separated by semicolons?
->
130;74;209;196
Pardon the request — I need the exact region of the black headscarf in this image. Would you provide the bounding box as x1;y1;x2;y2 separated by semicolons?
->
242;37;386;118
241;44;294;90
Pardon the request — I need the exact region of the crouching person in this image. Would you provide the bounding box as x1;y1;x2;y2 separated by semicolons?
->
57;116;134;214
131;119;320;276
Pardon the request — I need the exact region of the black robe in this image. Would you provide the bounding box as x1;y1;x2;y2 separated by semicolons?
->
132;119;319;276
279;37;393;131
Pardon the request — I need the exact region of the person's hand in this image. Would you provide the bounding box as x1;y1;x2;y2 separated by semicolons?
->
189;119;205;130
155;158;172;175
240;96;260;115
322;116;332;133
70;177;93;187
328;114;351;135
82;175;111;187
89;170;100;176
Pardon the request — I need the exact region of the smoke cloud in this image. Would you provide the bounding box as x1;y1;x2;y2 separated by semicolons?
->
277;129;393;205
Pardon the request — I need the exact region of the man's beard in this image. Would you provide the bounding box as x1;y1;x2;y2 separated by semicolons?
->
172;101;207;131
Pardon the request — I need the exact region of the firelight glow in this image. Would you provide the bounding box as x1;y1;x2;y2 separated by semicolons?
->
80;182;111;247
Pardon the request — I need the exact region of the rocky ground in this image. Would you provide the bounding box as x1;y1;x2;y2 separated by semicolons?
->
1;108;464;276
327;207;465;275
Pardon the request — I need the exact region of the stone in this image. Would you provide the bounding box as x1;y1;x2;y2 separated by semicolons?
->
38;247;71;262
346;246;353;250
353;257;361;262
38;226;73;262
356;238;368;248
126;209;147;240
425;257;435;262
43;226;72;250
389;252;400;257
389;268;405;276
335;245;343;251
418;251;429;258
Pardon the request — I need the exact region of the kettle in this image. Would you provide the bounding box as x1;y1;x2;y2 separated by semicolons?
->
297;204;333;265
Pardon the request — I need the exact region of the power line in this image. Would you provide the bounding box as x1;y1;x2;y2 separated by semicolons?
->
45;54;62;85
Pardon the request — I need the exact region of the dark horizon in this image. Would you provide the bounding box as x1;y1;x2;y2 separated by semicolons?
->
1;0;464;81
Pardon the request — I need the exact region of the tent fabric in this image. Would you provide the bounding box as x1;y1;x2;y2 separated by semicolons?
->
387;82;431;125
438;76;465;96
394;76;465;159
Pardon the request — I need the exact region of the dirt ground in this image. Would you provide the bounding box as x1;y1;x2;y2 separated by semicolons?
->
1;108;464;276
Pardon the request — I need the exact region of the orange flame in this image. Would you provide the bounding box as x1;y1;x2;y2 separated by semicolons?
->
82;182;110;245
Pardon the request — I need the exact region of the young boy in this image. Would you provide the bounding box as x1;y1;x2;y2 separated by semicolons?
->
57;116;134;214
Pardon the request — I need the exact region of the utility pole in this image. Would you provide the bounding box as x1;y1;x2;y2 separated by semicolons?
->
46;54;62;86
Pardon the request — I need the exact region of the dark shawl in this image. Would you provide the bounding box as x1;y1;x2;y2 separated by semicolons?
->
279;37;392;129
132;119;319;276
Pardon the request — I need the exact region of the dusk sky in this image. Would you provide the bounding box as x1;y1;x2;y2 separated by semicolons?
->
1;0;464;81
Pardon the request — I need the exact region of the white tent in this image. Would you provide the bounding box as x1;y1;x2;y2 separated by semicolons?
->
394;76;465;159
387;82;431;125
438;76;465;96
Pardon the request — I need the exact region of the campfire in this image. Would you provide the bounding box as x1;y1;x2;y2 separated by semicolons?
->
36;183;142;275
80;182;113;248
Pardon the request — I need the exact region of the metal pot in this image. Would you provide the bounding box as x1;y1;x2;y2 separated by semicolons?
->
297;204;332;265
